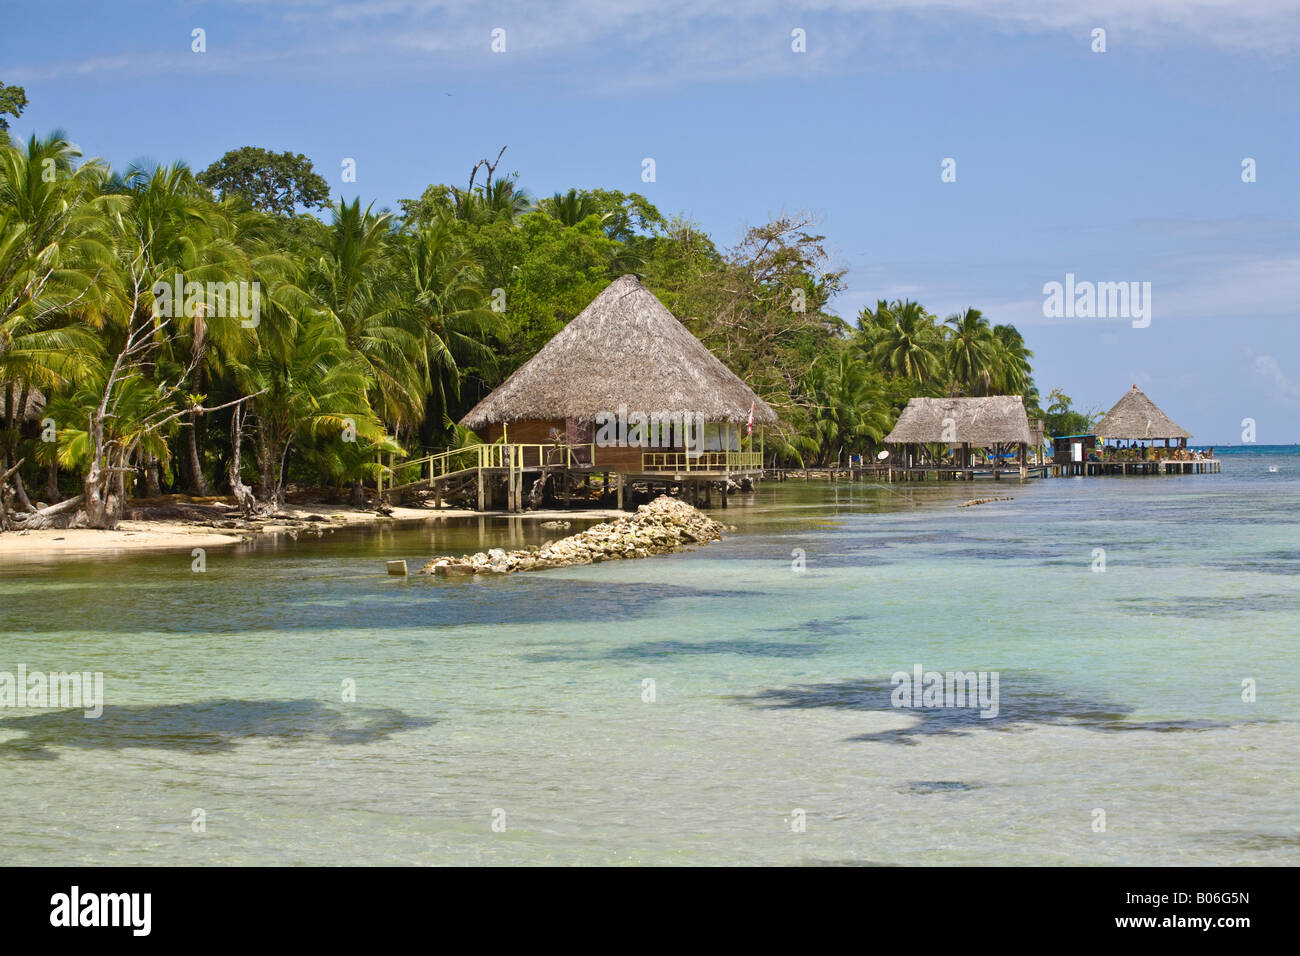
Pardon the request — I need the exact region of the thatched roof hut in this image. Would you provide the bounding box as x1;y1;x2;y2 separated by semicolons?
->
461;274;777;428
1094;385;1191;440
884;396;1034;446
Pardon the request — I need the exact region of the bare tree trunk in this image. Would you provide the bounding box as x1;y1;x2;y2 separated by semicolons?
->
0;459;21;530
44;459;60;503
144;455;162;497
228;405;259;517
83;457;120;529
11;470;36;513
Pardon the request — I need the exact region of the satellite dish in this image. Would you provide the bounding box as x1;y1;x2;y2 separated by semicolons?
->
876;450;890;461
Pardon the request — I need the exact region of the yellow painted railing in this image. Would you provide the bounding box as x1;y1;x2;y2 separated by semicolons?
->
379;442;598;492
640;450;763;472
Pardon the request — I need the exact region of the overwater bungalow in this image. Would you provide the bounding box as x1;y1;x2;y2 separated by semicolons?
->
383;274;776;510
883;395;1038;480
1050;385;1218;476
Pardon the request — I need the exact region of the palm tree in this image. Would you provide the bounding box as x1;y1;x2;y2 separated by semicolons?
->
809;352;890;465
944;307;995;396
989;323;1034;396
864;299;942;384
540;188;605;227
399;217;499;434
114;161;255;493
230;306;387;508
0;133;117;515
305;198;427;431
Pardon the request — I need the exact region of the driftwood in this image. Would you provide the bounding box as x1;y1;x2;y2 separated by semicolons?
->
958;496;1014;508
8;494;86;530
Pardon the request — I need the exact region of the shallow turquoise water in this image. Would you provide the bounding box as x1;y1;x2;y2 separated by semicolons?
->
1;459;1297;865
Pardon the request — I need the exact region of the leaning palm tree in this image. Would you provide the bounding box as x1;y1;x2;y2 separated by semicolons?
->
0;133;119;516
114;161;257;493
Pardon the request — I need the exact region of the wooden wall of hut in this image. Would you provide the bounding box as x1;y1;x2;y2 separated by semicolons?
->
481;419;565;444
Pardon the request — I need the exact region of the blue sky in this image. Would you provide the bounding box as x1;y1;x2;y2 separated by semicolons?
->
3;0;1298;442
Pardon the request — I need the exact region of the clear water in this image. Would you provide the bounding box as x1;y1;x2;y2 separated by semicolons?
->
1;457;1297;865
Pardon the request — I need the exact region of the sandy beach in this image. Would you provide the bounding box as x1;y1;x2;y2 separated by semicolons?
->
0;500;627;560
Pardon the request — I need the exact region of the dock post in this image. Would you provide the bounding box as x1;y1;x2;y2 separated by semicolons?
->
476;467;485;512
616;474;624;510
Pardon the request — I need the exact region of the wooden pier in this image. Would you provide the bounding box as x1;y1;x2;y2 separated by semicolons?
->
378;443;765;512
1047;458;1219;477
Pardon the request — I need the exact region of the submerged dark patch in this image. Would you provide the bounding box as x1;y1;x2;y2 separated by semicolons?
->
522;638;824;663
733;675;1233;743
907;780;978;793
0;698;433;759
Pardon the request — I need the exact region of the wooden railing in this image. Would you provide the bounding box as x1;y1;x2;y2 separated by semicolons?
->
379;442;598;493
640;450;763;473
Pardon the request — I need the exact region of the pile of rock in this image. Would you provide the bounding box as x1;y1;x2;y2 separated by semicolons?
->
958;496;1014;508
420;496;728;576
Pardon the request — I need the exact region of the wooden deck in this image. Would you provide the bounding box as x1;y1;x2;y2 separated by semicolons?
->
378;444;765;512
1047;458;1220;477
377;443;1222;511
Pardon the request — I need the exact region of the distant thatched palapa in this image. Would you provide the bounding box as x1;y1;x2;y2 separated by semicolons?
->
884;396;1035;446
1094;385;1191;441
882;395;1035;479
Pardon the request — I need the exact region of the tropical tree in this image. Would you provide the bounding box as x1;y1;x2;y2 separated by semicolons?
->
861;299;942;384
808;351;891;465
304;199;427;430
399;217;499;439
0;133;118;518
943;307;995;395
112;161;258;494
231;306;388;509
989;323;1034;397
197;147;330;216
539;188;605;227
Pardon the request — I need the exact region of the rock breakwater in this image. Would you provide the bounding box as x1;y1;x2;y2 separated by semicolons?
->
420;496;727;575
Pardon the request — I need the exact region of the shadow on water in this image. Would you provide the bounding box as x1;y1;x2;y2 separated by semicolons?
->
0;698;433;759
733;676;1232;744
521;613;867;662
3;575;766;635
1115;593;1300;618
523;638;825;663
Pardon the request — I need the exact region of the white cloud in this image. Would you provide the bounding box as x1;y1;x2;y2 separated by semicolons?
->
12;0;1295;84
1246;349;1300;403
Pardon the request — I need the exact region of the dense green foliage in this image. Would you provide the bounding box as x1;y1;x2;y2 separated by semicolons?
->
197;147;331;216
0;130;1049;526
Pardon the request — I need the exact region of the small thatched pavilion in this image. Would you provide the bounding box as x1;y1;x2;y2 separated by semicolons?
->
455;274;776;506
1094;385;1191;451
884;396;1035;479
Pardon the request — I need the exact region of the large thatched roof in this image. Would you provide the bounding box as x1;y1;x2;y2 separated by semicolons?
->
460;275;778;428
1094;385;1191;440
885;396;1034;445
